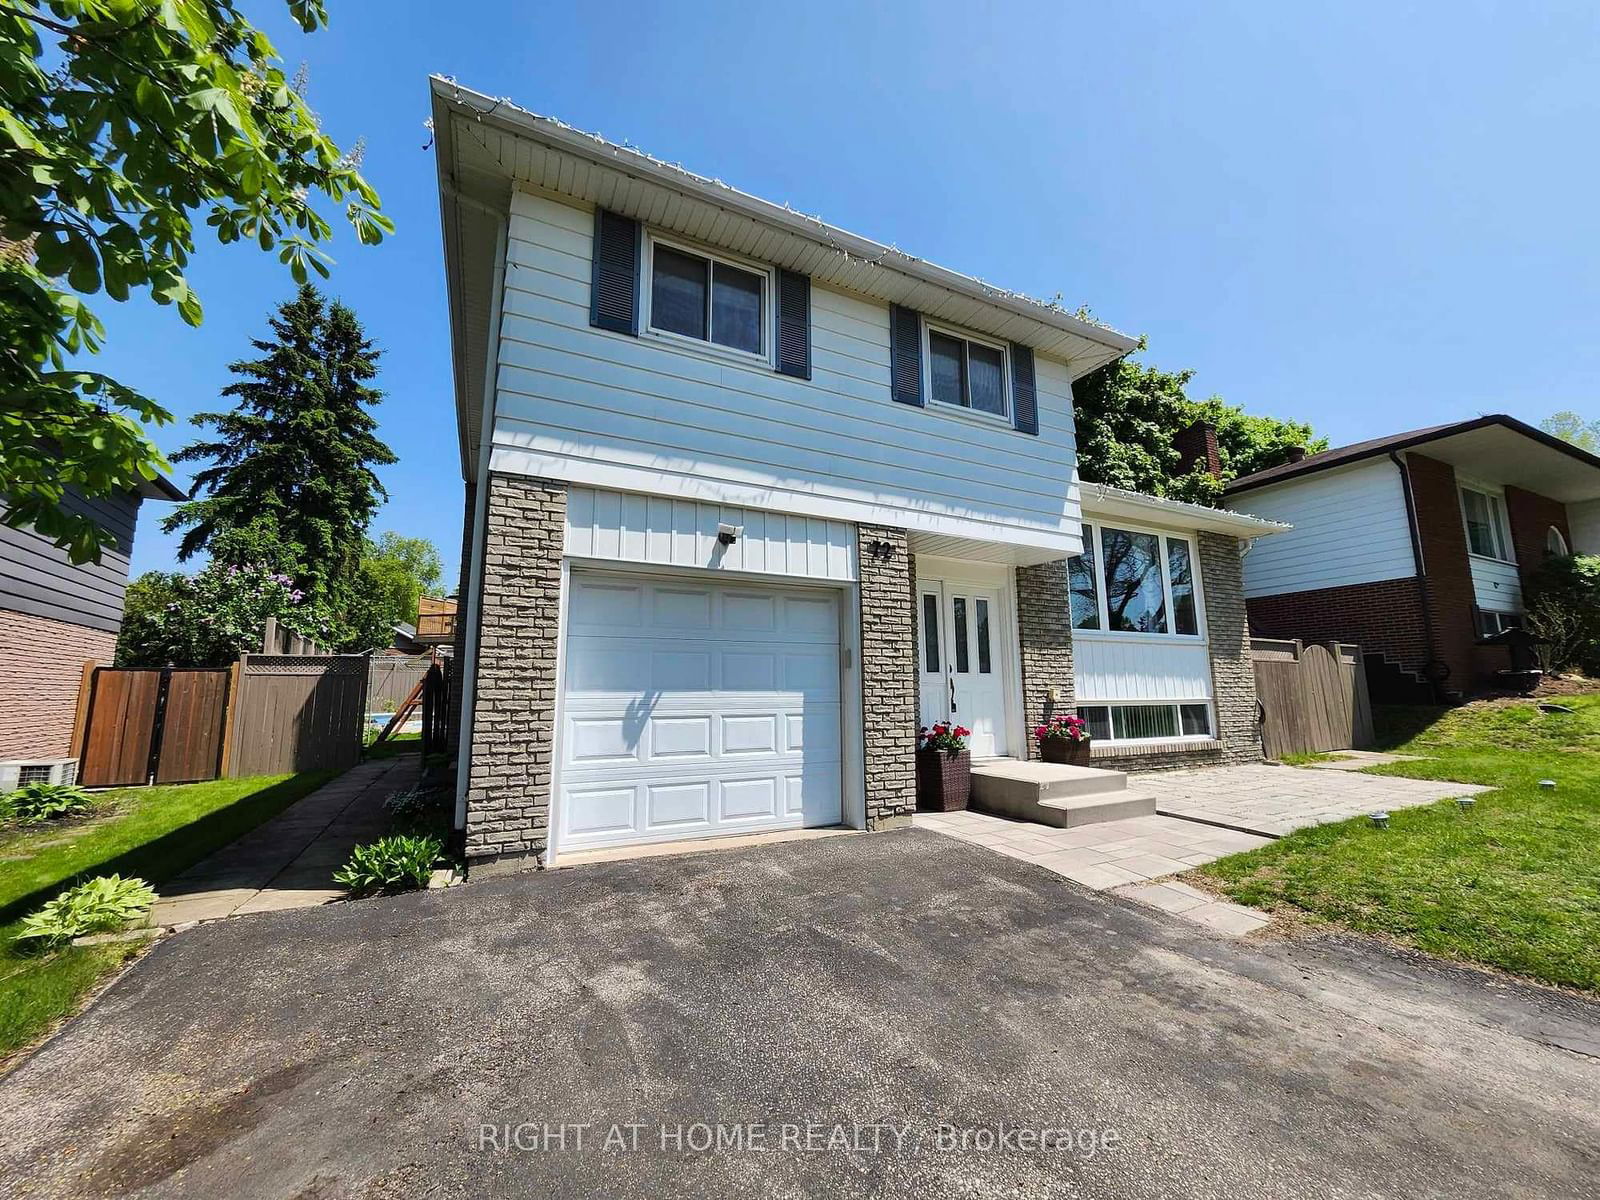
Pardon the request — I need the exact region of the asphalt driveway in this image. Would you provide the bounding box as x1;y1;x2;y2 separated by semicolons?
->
2;829;1597;1199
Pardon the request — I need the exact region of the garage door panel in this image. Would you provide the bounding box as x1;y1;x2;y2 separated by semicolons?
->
560;572;843;851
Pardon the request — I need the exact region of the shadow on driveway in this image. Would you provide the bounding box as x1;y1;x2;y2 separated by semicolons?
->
1;828;1596;1198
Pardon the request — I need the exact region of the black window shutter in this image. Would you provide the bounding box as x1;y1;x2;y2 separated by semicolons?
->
590;208;640;335
890;304;923;407
775;269;811;379
1010;343;1038;435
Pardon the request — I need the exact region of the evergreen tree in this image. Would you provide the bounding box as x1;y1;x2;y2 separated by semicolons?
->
164;284;395;646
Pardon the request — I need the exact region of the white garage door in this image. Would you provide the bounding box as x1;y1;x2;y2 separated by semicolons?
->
558;572;843;851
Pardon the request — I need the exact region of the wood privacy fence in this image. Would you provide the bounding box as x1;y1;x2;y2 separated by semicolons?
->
75;666;231;787
1250;639;1375;760
73;653;369;786
367;656;433;710
223;654;367;776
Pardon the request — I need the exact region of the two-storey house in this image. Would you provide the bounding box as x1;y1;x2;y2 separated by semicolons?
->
431;79;1284;870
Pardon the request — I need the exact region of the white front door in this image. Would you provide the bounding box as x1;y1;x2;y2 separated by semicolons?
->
917;580;1009;758
558;572;842;852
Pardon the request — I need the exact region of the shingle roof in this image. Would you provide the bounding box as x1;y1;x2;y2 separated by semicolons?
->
1224;414;1600;494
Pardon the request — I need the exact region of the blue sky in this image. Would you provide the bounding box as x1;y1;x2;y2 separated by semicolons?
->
111;1;1600;582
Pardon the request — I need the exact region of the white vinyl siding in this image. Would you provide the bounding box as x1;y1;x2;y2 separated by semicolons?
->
565;486;856;582
490;189;1082;554
1569;499;1600;555
1232;461;1418;598
1073;639;1214;703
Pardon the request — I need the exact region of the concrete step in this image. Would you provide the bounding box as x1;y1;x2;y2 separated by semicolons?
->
1037;791;1158;828
969;760;1151;827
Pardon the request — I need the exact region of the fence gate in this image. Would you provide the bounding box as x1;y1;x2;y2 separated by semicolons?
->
1250;639;1375;760
78;667;232;787
224;654;368;776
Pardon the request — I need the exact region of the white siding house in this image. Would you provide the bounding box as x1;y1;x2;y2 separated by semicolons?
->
1232;459;1416;598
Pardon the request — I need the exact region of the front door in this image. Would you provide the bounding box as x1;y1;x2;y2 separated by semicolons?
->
917;581;1009;758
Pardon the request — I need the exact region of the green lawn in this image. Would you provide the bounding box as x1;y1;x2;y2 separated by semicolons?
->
0;770;336;1059
363;730;421;760
1196;695;1600;990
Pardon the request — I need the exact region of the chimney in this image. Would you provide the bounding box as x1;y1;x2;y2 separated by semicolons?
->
1173;419;1222;479
1285;445;1307;464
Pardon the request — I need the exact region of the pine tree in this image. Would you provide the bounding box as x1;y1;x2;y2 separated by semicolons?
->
164;285;396;641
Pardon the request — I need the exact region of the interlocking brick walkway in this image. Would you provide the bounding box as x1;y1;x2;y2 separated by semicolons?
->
150;756;420;926
1137;763;1491;836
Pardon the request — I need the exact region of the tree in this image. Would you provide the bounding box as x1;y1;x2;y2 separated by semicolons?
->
1542;412;1600;454
0;1;390;565
361;532;443;629
164;283;395;644
115;558;330;668
1071;345;1326;505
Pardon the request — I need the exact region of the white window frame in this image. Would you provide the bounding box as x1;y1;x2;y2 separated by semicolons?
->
1547;525;1569;557
1070;519;1207;642
922;319;1012;424
1475;608;1523;638
1075;699;1216;746
1457;482;1514;564
639;231;775;368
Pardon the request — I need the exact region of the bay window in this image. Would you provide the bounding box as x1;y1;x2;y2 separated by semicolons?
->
1068;522;1204;638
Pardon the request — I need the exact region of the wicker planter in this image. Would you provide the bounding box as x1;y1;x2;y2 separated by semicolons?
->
917;748;971;812
1039;737;1092;766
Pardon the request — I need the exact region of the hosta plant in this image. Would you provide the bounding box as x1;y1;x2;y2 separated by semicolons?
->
382;785;448;829
3;782;94;823
17;875;157;949
333;834;443;897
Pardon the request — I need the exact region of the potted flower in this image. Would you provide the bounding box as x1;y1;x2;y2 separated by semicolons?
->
1035;714;1091;766
916;722;972;811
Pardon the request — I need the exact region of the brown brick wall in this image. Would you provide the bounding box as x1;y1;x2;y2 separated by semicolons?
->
0;609;115;760
1014;560;1074;761
1247;577;1430;675
1504;485;1572;585
857;525;916;830
1407;453;1478;694
462;474;565;868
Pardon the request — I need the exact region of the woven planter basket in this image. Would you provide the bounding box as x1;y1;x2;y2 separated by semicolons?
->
1039;737;1092;766
917;748;971;812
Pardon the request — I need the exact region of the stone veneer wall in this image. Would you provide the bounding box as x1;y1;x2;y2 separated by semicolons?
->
1014;560;1075;761
0;609;116;760
857;525;916;829
462;474;565;868
1091;532;1261;773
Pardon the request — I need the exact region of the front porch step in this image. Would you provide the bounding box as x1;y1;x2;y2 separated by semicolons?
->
968;760;1158;828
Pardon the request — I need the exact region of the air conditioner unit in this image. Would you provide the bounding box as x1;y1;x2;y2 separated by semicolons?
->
0;758;79;793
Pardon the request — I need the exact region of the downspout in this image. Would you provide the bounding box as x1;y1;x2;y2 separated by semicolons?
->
1389;450;1443;697
453;215;509;831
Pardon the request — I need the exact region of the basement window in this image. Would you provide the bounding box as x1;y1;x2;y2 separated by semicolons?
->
1076;702;1213;744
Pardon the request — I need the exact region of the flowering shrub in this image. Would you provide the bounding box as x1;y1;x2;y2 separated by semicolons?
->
1035;714;1091;744
919;722;970;756
116;559;332;668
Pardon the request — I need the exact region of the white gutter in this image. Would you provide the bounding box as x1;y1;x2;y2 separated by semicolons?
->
453;216;508;830
1079;482;1292;538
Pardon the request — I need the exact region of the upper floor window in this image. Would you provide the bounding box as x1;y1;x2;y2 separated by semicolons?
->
1459;485;1511;561
926;324;1008;418
646;238;767;358
1068;522;1202;637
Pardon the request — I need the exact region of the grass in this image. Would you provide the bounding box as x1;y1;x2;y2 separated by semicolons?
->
0;770;336;1059
1196;694;1600;990
363;729;421;759
1278;751;1350;766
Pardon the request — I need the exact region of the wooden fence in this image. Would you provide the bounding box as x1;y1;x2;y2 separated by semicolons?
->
1250;639;1375;760
73;653;368;786
75;666;232;787
367;655;433;710
223;654;368;776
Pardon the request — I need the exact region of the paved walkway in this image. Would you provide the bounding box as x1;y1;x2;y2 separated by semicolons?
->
1136;762;1491;836
150;756;420;927
1301;750;1424;771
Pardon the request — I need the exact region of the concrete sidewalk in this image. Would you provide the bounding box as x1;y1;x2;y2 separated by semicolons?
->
150;756;420;926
